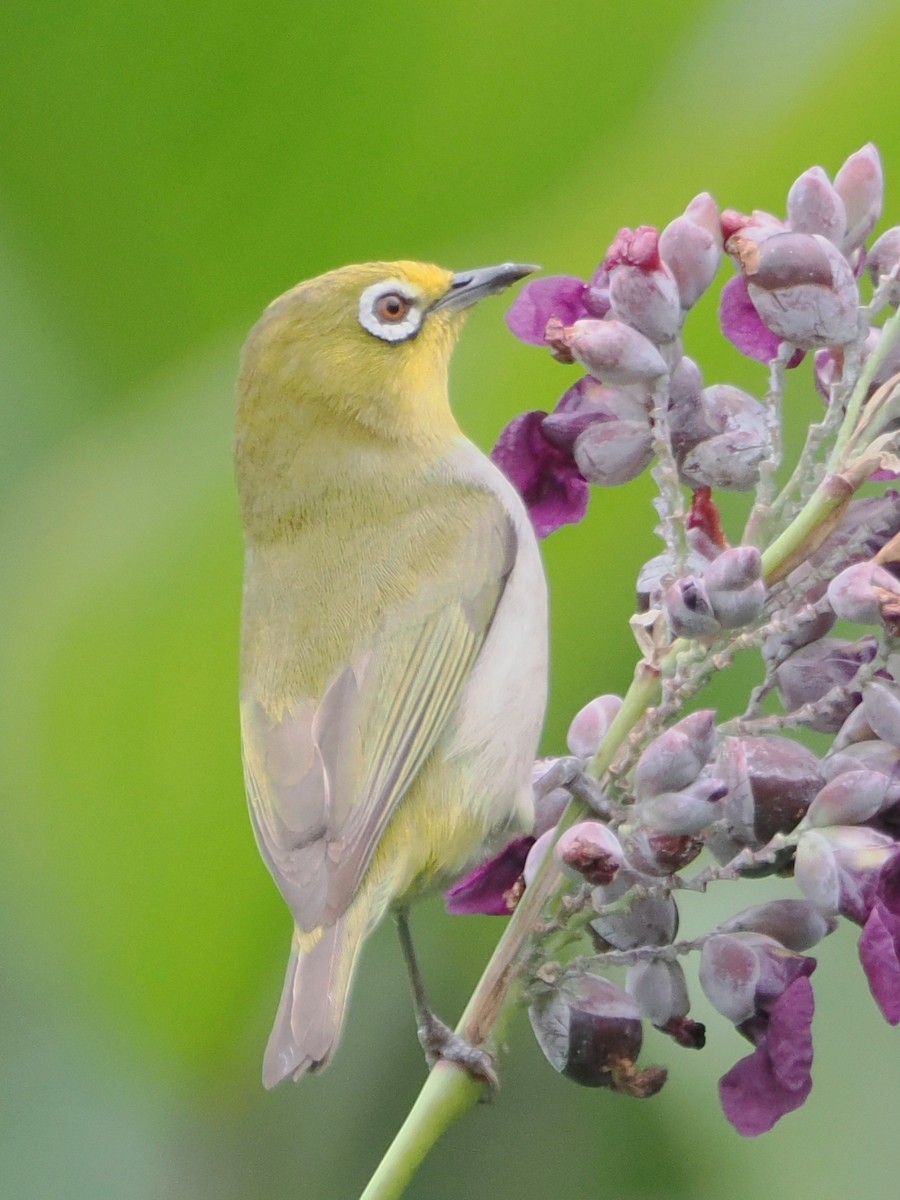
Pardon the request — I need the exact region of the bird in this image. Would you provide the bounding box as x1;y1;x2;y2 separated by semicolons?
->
234;260;548;1088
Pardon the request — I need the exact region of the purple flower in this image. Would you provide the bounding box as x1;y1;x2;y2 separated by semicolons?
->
444;836;535;915
719;974;815;1136
719;274;804;367
491;410;590;537
505;275;592;345
858;849;900;1024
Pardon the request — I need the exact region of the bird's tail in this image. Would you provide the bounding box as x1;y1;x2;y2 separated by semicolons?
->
262;910;367;1088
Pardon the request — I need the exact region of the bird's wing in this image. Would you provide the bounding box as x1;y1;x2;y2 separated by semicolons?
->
241;500;517;932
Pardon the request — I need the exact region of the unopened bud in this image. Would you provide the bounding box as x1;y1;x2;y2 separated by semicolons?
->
827;561;900;625
718;899;835;951
635;775;726;835
801;769;893;829
794;825;895;922
626;958;690;1026
663;575;720;637
606;226;683;343
555;821;625;886
679;428;769;492
567;694;624;758
833;143;883;254
786;165;847;245
566;318;669;384
634;711;716;796
659;193;723;309
523;827;556;887
542;379;648;452
862;680;900;748
869;226;900;305
744;232;859;349
718;735;824;850
529;974;666;1095
699;932;815;1024
573;418;654;486
623;827;704;876
704;545;766;628
775;636;877;733
591;870;679;950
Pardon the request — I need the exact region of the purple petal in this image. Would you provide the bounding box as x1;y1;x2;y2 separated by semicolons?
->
858;850;900;1023
444;836;534;915
719;976;815;1136
505;275;588;345
492;411;590;538
719;275;804;368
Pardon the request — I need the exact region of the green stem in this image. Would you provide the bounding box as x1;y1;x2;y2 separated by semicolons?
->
827;303;900;472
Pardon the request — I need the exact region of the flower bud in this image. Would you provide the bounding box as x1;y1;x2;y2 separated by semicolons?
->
868;226;900;304
718;735;824;851
700;932;812;1025
626;958;690;1026
566;318;669;384
583;264;612;317
659;193;724;309
637;526;720;611
827;561;900;625
591;869;679;950
623;827;703;876
606;226;684;343
831;703;877;751
663;574;720;637
774;636;877;733
786;165;847;245
532;758;573;834
668;353;703;411
669;382;767;460
529;973;666;1095
862;680;900;748
635;774;726;834
523;826;556;887
718;899;835;951
833;143;883;254
823;738;900;803
573;418;654;486
794;825;896;922
555;821;625;886
801;769;893;829
541;377;648;452
742;232;859;349
634;710;716;797
704;545;766;628
567;694;623;758
679;428;769;492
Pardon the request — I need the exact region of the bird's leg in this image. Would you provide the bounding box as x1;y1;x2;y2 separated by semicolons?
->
394;908;499;1090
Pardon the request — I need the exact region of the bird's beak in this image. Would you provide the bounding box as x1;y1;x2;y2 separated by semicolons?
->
431;262;539;312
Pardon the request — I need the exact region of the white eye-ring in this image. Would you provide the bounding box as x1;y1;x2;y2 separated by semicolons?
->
358;279;423;343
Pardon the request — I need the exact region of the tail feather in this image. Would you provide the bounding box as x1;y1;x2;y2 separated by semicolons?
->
262;912;365;1088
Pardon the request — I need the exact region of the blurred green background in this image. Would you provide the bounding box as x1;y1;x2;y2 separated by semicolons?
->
3;2;900;1197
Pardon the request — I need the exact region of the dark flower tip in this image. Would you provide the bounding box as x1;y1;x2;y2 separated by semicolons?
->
660;1016;707;1049
491;411;589;537
444;836;534;915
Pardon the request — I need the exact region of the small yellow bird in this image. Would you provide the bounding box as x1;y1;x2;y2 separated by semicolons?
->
235;260;548;1087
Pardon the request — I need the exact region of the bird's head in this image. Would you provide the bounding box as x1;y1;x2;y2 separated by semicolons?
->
237;260;536;447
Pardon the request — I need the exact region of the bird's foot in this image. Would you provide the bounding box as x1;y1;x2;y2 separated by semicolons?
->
417;1013;499;1092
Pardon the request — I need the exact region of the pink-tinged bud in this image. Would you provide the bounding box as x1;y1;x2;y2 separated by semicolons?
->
555;821;625;886
532;758;572;834
680;429;769;493
637;526;721;611
742;233;859;349
566;318;669;384
774;636;878;734
827;561;900;625
834;143;883;254
699;933;816;1023
663;575;720;638
529;974;666;1095
626;958;690;1026
573;418;654;486
583;263;612;317
669;382;767;462
659;193;724;309
636;775;727;835
823;740;900;819
718;735;824;850
868;226;900;304
591;869;679;950
786;166;847;245
794;825;896;922
567;694;624;758
704;545;765;629
831;703;877;752
811;492;900;566
862;680;900;748
523;826;556;887
669;354;703;411
802;769;893;828
718;900;836;951
634;710;717;797
606;226;683;343
623;827;704;876
542;377;648;453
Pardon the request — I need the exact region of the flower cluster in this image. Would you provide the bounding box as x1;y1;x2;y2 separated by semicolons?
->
450;145;900;1136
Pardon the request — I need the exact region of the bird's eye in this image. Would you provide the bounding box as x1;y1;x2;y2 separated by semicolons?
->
374;293;412;322
358;280;423;343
